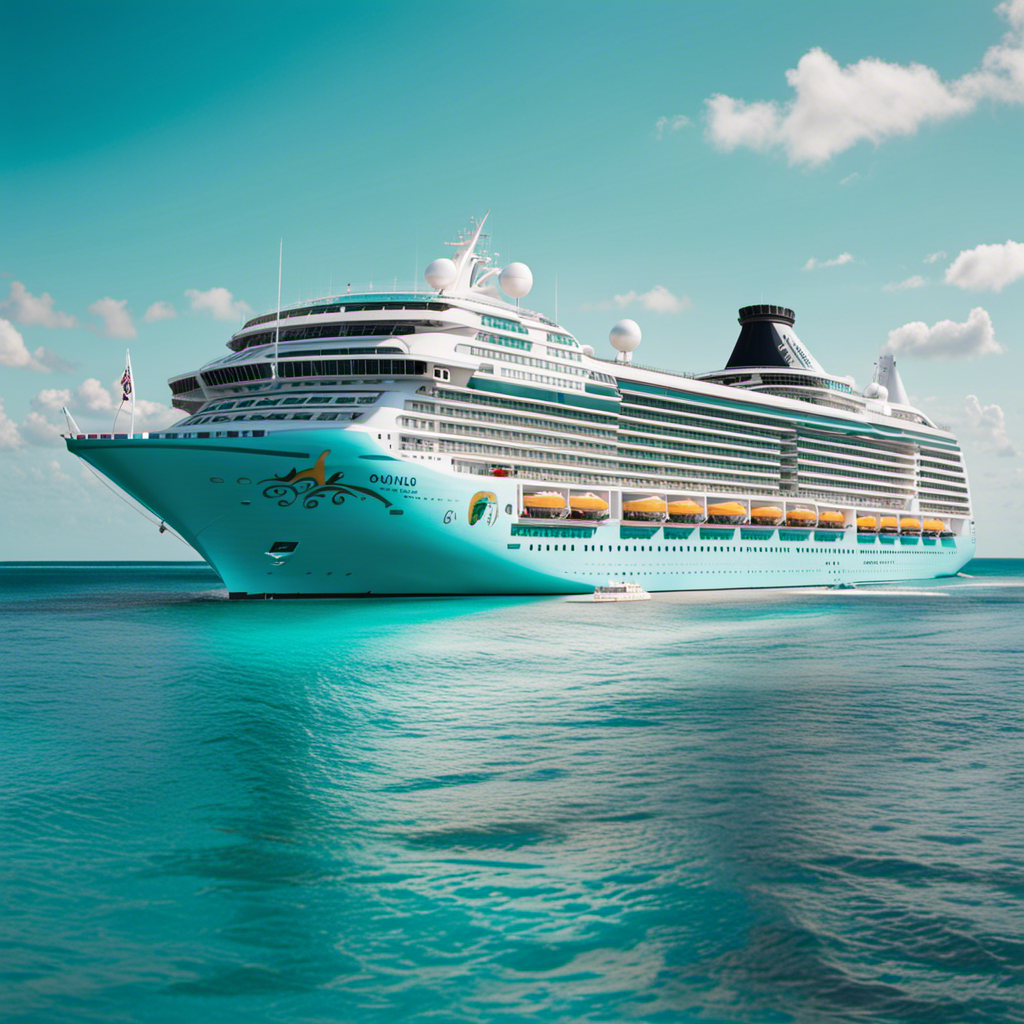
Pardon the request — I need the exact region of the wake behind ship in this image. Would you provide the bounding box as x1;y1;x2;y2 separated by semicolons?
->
66;217;975;596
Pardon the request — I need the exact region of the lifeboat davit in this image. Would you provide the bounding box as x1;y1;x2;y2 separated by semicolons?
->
818;510;845;528
522;492;568;519
668;499;704;523
622;495;668;522
856;516;878;533
786;508;816;526
569;492;610;521
750;505;783;526
706;501;746;525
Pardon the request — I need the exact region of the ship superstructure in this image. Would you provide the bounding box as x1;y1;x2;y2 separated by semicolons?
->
66;217;975;596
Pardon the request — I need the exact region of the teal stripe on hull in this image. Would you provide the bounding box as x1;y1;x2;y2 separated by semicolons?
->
67;430;975;597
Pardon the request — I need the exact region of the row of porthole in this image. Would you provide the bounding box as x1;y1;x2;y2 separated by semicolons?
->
211;477;252;484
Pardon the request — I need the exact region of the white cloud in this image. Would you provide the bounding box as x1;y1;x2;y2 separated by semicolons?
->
883;275;927;291
2;281;77;328
943;239;1024;291
613;285;692;314
803;252;853;271
89;297;137;339
924;250;947;264
143;300;177;322
962;394;1018;456
185;287;251;321
0;317;72;373
655;114;691;139
131;398;181;431
839;172;860;185
0;399;22;450
704;2;1024;166
77;378;115;411
32;388;73;413
20;411;63;448
884;306;1004;359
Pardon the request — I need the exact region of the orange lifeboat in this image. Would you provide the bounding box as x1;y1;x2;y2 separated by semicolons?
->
818;510;845;528
900;517;922;534
706;501;746;524
786;508;816;526
922;518;946;536
856;516;878;533
667;499;704;524
522;492;567;519
622;495;667;522
750;505;783;526
879;516;899;534
569;492;609;521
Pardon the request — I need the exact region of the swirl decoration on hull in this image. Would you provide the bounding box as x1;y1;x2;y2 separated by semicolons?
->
258;450;393;510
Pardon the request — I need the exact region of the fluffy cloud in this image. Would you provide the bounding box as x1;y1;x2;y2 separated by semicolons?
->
924;250;947;264
962;394;1018;456
943;240;1024;291
0;399;22;450
77;378;116;411
704;1;1024;166
32;388;73;413
2;281;77;328
883;275;927;291
0;317;73;373
20;411;64;447
884;306;1004;359
614;285;692;313
803;252;853;271
143;300;177;322
89;297;137;339
185;287;252;321
655;114;690;139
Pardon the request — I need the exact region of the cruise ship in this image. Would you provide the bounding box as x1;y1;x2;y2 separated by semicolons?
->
66;217;975;596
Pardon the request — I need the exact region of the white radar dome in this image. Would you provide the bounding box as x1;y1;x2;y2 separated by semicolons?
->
864;382;889;401
610;319;642;353
581;344;595;357
499;262;533;298
425;258;457;290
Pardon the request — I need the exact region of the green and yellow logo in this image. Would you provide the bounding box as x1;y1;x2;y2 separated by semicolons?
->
468;490;498;526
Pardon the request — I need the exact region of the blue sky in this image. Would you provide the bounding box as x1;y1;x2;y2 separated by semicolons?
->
2;0;1022;557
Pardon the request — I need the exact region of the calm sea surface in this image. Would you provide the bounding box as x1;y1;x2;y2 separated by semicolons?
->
2;560;1023;1024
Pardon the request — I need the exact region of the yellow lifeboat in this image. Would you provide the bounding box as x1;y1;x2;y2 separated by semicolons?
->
786;508;816;526
818;510;845;528
706;501;746;524
622;495;668;522
922;518;946;536
900;517;922;534
750;505;783;526
668;499;704;523
856;516;878;533
879;516;899;534
569;492;609;521
522;492;567;519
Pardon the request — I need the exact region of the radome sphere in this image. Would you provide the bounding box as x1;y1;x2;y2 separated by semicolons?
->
499;262;533;298
424;258;457;290
581;344;595;357
864;382;889;401
610;319;642;352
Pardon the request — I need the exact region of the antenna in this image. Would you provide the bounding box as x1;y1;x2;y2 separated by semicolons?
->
273;239;282;379
555;272;558;323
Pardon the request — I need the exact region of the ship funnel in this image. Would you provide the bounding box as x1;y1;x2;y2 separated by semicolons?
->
726;305;824;372
876;353;909;406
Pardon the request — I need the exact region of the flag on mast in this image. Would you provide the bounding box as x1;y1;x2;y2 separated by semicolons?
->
120;350;135;435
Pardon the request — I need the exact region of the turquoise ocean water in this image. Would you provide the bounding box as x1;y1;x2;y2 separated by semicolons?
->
2;560;1022;1023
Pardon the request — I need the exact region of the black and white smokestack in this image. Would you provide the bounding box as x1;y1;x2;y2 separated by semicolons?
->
725;304;817;370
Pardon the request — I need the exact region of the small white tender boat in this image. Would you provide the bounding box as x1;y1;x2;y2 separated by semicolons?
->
593;580;651;602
